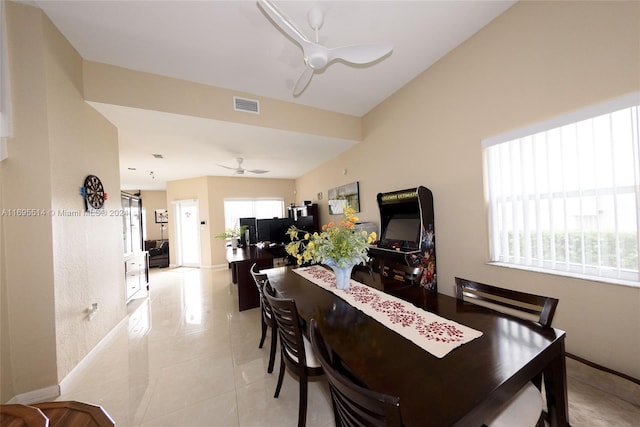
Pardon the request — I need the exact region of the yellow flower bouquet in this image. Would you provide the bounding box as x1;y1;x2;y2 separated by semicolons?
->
285;206;377;289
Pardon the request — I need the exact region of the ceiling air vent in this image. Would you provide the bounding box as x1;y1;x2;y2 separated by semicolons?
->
233;96;260;114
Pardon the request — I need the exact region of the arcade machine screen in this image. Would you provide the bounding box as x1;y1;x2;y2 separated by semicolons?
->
381;214;421;250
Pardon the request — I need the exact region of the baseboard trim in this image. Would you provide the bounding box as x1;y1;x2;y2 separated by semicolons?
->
58;315;129;396
7;385;59;405
566;352;640;386
6;316;130;405
197;264;227;269
163;263;227;270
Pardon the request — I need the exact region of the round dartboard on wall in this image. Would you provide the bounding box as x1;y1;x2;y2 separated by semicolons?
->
83;174;105;210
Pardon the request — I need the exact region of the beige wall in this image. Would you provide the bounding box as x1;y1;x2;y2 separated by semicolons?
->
83;61;362;142
139;190;168;241
2;2;58;400
0;157;12;400
296;0;640;379
165;176;211;266
206;176;296;266
166;176;296;267
1;2;125;401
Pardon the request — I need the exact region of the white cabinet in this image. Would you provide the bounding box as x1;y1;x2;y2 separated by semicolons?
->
122;193;143;254
122;192;147;302
125;252;148;302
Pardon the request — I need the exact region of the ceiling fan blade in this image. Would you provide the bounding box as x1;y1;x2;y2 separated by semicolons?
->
257;0;311;48
293;67;314;96
247;169;269;174
328;43;394;65
216;164;238;170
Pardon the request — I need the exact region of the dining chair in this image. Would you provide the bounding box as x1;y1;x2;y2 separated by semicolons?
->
0;403;49;427
309;319;404;427
250;263;277;373
0;401;115;427
454;277;559;427
33;401;115;427
264;292;324;427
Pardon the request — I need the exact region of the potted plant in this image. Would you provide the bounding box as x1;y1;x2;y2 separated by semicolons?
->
216;225;248;249
285;206;376;290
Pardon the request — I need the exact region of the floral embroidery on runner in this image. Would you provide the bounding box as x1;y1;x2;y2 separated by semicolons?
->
296;265;482;358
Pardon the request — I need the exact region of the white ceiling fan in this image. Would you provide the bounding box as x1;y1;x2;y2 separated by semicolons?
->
257;0;394;96
217;157;269;175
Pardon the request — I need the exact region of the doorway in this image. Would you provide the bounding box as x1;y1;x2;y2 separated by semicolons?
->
173;199;201;267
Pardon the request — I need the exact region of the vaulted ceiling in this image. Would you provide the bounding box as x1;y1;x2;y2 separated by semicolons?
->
35;0;516;190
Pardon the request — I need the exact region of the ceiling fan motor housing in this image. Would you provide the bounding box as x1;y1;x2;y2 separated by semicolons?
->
305;51;328;70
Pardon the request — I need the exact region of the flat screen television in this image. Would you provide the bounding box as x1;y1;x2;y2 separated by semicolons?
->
256;218;272;242
381;214;421;249
296;216;314;233
270;218;295;244
256;218;295;244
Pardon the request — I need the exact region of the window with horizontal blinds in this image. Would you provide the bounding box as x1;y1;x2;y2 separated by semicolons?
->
483;93;640;285
223;199;284;231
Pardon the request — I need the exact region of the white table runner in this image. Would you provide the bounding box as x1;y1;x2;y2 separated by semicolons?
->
294;265;483;358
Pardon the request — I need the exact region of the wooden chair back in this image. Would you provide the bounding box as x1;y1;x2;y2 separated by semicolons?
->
454;277;558;327
309;319;403;427
265;293;323;427
251;264;275;326
249;263;278;373
265;293;308;369
0;401;115;427
33;402;115;427
0;404;48;427
250;262;268;290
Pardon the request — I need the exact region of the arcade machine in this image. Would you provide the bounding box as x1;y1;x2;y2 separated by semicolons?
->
369;186;436;291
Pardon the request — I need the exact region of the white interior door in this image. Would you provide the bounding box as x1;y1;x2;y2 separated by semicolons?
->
173;199;201;267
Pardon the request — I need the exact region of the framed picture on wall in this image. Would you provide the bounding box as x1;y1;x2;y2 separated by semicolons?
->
328;181;360;215
155;209;169;223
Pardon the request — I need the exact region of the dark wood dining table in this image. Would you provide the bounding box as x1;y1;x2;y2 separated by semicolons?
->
265;266;569;427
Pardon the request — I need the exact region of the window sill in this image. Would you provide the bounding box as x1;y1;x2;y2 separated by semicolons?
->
486;262;640;289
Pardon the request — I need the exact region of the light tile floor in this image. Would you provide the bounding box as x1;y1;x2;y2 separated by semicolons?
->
57;267;333;427
55;267;639;426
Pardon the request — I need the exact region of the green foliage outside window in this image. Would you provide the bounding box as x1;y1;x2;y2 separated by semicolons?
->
506;231;638;271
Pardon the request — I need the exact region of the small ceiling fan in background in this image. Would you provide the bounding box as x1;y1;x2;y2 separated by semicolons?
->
257;0;394;96
217;157;269;175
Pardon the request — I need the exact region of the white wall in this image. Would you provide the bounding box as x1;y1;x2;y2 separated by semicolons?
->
139;190;167;241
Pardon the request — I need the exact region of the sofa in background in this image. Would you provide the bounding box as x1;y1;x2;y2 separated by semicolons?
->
145;240;169;268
